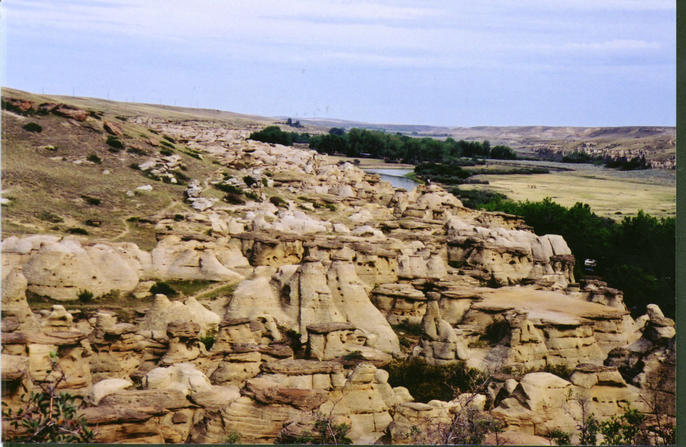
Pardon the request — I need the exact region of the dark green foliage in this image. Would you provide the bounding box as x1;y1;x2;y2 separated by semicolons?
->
129;163;140;170
415;162;471;184
162;134;176;143
385;358;486;402
270;196;287;207
160;147;174;156
224;431;241;444
489;145;518;159
249;126;310;146
243;175;258;187
2;354;94;443
244;191;261;201
126;146;148;156
150;281;178;297
261;177;269;187
23;122;43;132
449;188;507;209
598;407;648;445
579;414;601;445
308;128;515;163
223;193;245;205
81;195;101;206
172;169;190;183
167;279;214;295
66;227;88;235
38;211;63;223
562;151;599;163
475;197;674;318
545;429;571;445
78;289;94;303
86;153;102;164
214;183;243;195
441;408;504;445
200;329;217;351
173;214;185;221
106;135;123;149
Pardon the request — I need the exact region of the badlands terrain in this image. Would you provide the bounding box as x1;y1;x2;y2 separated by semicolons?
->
1;88;676;444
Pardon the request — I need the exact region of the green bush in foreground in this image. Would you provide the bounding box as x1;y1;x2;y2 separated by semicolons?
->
22;122;42;132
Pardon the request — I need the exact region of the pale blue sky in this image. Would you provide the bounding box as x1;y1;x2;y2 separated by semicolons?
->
2;0;676;126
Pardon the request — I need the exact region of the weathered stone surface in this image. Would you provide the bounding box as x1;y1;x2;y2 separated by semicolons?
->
246;377;328;410
261;359;344;375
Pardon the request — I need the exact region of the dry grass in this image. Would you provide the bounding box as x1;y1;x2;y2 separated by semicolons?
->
462;168;675;219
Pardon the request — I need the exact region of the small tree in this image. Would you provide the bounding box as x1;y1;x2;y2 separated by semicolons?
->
2;352;94;442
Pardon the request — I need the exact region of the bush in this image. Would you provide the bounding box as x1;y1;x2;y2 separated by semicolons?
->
38;211;63;223
160;147;174;156
126;146;148;156
214;183;243;195
86;154;102;164
545;429;571;445
261;177;269;187
278;417;352;444
270;196;288;208
200;329;217;351
223;193;246;205
150;281;178;297
78;289;94;303
2;352;94;442
106;135;123;149
81;195;101;206
385;358;486;402
22;122;42;132
482;318;510;344
243;175;257;187
224;431;241;444
66;227;88;235
173;214;185;221
244;191;261;201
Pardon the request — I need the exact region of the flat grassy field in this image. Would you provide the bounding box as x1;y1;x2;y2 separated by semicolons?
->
461;166;675;219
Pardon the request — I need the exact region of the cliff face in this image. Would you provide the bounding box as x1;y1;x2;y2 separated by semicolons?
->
1;96;675;444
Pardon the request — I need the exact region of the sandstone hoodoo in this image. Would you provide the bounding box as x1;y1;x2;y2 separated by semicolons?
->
1;91;675;445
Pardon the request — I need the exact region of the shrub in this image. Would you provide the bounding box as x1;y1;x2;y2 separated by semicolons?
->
66;227;88;235
385;358;486;402
38;211;63;223
22;122;42;132
106;135;123;149
261;177;269;187
87;154;102;164
173;214;185;221
162;134;176;143
160;147;174;156
78;289;94;303
224;431;241;444
278;417;352;444
200;329;217;351
545;429;571;445
243;175;257;187
2;352;94;442
214;183;243;195
244;191;260;201
270;196;287;207
160;140;175;149
126;146;148;156
150;281;178;297
81;195;101;206
173;169;190;183
223;193;246;205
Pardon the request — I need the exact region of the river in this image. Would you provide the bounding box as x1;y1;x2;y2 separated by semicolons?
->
365;168;418;190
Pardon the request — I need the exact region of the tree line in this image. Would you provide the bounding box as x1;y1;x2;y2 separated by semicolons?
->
249;125;518;163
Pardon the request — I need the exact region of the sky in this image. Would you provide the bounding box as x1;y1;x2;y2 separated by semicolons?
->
2;0;676;127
